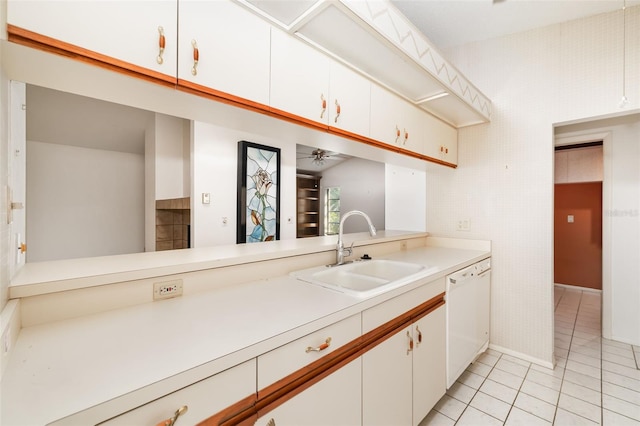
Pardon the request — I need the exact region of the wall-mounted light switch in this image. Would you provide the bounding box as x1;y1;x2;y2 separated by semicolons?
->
202;193;211;204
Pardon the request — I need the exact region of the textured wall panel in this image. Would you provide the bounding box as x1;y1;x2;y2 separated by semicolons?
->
426;6;639;364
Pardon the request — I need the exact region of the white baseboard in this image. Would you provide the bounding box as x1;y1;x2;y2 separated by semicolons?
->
554;283;602;294
489;343;555;370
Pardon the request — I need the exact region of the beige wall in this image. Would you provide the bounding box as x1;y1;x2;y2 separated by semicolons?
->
426;6;640;362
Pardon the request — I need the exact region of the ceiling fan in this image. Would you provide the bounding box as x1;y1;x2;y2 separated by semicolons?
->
298;148;340;166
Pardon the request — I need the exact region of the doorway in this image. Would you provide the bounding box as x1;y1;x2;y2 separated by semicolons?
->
553;142;603;290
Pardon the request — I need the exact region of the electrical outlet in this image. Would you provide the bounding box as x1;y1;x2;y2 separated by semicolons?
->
456;219;471;231
153;279;183;300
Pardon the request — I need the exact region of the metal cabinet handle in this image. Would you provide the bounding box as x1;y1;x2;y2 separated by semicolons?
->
406;331;413;355
18;243;26;254
395;125;401;143
156;405;188;426
416;325;422;346
320;94;327;119
403;128;409;145
191;40;199;76
306;337;332;353
266;419;276;426
334;99;341;123
157;26;166;64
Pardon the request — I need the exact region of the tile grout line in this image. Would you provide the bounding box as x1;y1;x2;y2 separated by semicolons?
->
553;287;580;425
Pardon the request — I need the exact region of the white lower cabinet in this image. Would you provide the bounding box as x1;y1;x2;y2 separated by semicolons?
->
412;306;446;425
363;306;446;426
100;360;255;425
363;324;413;426
257;314;361;389
255;358;362;426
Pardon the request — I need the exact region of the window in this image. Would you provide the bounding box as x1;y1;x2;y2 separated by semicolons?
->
325;187;340;235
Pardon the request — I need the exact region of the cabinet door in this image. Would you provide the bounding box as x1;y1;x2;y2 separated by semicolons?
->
329;61;370;136
256;358;361;426
362;326;413;426
412;307;446;426
178;0;270;105
102;360;255;425
423;116;458;165
270;29;330;125
370;84;423;154
7;0;177;79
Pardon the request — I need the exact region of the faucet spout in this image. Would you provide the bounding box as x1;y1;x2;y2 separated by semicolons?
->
336;210;377;265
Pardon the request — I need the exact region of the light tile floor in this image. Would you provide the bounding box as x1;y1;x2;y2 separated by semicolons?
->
421;286;640;425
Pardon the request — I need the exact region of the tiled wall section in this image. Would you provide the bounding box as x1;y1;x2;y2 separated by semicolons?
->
426;6;640;364
156;197;190;251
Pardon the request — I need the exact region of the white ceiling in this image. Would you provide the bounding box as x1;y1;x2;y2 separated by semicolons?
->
391;0;638;51
26;85;152;155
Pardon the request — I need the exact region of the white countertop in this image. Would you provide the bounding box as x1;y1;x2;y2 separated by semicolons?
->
1;242;490;425
9;231;425;298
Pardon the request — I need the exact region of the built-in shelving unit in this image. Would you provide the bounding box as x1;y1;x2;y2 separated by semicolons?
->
296;175;321;238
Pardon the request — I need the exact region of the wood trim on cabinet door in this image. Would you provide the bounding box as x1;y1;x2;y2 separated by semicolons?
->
177;79;272;117
7;25;177;88
329;126;457;169
197;394;257;426
7;24;457;170
198;292;446;426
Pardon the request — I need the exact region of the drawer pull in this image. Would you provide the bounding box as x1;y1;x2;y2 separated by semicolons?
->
191;40;199;76
334;99;341;123
156;405;188;426
416;325;422;346
157;26;165;64
320;94;327;119
306;337;332;353
407;331;413;355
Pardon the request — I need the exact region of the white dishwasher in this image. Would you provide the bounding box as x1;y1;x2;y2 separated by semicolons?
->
445;257;491;388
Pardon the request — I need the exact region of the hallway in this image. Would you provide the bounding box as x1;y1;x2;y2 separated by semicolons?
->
423;286;640;425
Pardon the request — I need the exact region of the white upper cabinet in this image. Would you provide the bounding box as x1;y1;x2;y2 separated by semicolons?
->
370;84;424;154
422;113;458;165
178;0;271;105
328;61;371;137
7;0;177;79
270;28;330;125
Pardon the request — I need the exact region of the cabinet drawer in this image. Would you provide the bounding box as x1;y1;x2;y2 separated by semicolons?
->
100;360;255;425
362;277;445;334
258;314;361;389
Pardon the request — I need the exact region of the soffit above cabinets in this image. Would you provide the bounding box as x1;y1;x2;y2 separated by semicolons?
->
235;0;491;128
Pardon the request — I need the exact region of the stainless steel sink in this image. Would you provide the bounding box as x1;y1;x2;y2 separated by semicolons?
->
292;259;431;298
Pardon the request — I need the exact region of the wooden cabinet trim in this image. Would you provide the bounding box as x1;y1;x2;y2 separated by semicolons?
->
7;24;177;88
7;25;457;169
199;292;445;425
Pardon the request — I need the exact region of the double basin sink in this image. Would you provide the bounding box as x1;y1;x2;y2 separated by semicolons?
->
292;259;433;298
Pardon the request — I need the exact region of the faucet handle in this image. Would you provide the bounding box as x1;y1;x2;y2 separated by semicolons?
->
344;242;354;257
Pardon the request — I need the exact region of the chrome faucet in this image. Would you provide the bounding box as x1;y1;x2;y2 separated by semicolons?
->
336;210;377;265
